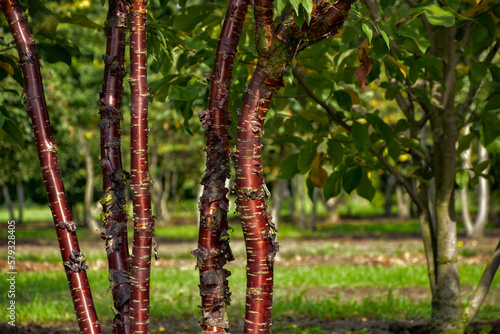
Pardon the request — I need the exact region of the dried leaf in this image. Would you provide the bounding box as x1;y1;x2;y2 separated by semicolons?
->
355;39;373;89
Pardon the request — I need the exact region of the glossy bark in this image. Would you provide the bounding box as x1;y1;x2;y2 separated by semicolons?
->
129;1;155;333
98;1;131;333
0;1;102;333
235;1;353;332
194;0;249;332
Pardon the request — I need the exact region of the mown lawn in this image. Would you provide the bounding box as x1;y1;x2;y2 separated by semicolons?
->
1;210;500;333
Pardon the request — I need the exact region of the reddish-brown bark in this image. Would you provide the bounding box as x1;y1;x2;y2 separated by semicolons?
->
98;1;131;333
129;1;155;333
194;0;249;332
235;1;353;332
0;1;102;333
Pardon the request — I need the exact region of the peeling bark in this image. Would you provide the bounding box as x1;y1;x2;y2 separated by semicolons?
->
98;1;131;333
129;1;156;333
194;0;249;332
235;1;353;332
0;1;102;333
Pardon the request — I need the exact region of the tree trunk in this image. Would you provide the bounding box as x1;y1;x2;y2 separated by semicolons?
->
270;179;286;228
395;186;411;219
298;175;307;231
98;1;131;332
2;184;15;221
16;181;24;223
129;1;155;334
77;125;100;233
1;1;102;332
429;25;462;333
471;144;490;239
384;174;396;217
193;1;249;331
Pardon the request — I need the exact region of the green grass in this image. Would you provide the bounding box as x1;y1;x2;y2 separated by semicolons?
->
1;264;498;325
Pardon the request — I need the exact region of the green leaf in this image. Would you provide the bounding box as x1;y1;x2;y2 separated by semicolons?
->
398;137;426;154
278;154;300;179
357;169;376;201
298;141;317;173
0;112;5;129
295;114;315;132
457;133;475;156
342;165;362;194
398;24;430;54
302;0;313;25
483;94;500;113
37;43;72;67
168;84;200;101
324;170;343;200
306;176;315;201
380;29;390;50
273;136;306;146
351;121;371;153
422;5;455;27
290;0;302;13
471;62;487;85
58;13;100;29
185;34;207;50
1;119;23;145
365;113;394;147
362;22;373;44
327;139;344;167
334;90;352;111
456;169;469;189
480;115;500;154
277;0;288;15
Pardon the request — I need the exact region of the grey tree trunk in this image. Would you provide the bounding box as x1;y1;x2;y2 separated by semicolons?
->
17;181;24;223
395;186;411;219
429;25;462;333
297;175;306;231
472;144;490;238
460;126;490;239
77;125;100;233
2;184;15;221
270;179;286;229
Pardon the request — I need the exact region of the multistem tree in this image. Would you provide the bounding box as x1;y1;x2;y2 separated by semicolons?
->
234;1;352;332
98;1;131;333
129;1;155;333
0;1;102;333
193;0;249;332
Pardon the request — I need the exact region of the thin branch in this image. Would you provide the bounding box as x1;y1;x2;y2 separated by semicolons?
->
464;240;500;326
361;0;381;22
458;38;500;120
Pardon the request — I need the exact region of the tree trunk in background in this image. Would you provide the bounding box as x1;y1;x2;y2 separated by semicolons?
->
298;175;306;231
473;144;490;238
288;179;296;218
1;1;102;332
309;188;320;231
2;184;14;221
384;174;396;216
325;195;341;224
77;125;100;233
461;126;490;239
270;179;286;228
151;152;171;223
395;186;411;219
17;181;24;223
